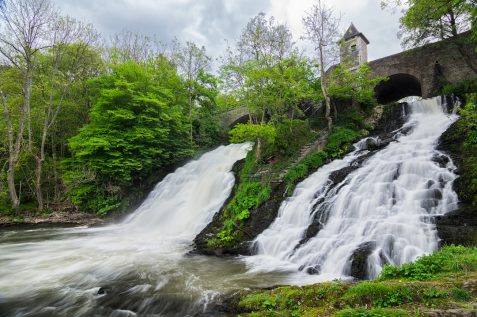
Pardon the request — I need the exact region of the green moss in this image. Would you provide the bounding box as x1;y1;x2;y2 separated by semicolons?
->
325;127;362;158
233;246;477;316
440;95;477;206
343;282;416;308
335;308;410;317
284;151;328;192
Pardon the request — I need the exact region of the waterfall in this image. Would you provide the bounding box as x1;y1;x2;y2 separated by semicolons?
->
0;143;251;316
245;97;459;281
123;143;252;239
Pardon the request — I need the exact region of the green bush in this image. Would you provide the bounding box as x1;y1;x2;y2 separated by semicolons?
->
208;180;271;247
229;123;276;145
442;79;477;96
284;151;328;191
324;127;361;158
273;119;312;157
379;245;477;281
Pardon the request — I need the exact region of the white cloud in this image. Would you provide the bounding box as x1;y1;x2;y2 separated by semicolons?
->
53;0;404;62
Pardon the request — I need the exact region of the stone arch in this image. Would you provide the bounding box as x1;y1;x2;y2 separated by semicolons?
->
228;114;250;128
375;73;422;104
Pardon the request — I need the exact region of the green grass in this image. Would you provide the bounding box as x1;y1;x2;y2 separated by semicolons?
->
379;245;477;281
233;246;477;316
284;150;327;192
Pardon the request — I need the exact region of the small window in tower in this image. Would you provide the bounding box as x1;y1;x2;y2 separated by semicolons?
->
351;44;357;51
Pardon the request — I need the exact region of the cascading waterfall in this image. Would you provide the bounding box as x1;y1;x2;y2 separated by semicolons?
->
0;143;251;317
246;97;459;281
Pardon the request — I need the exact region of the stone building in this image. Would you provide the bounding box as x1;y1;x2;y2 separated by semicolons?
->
340;23;370;68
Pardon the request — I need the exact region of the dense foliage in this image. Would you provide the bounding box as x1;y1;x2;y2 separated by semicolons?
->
328;63;387;111
380;245;477;280
382;0;473;48
62;60;192;213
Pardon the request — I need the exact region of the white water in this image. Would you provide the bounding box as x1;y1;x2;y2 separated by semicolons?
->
246;98;459;281
0;143;252;316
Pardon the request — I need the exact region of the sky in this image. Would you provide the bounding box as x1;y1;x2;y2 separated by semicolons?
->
53;0;404;62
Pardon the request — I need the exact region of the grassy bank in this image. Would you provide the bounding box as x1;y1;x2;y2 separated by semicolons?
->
231;246;477;316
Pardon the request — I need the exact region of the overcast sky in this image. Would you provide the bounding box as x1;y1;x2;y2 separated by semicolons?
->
53;0;404;62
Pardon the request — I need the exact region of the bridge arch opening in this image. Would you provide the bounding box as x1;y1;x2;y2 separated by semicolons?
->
375;73;422;104
229;114;250;128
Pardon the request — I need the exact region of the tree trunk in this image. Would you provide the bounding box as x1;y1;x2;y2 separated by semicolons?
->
34;157;43;211
51;132;59;201
255;137;262;161
320;73;333;131
7;159;19;214
319;43;332;131
188;93;193;145
1;90;24;214
449;10;458;37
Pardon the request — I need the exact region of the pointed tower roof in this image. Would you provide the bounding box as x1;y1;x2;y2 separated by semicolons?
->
343;23;370;44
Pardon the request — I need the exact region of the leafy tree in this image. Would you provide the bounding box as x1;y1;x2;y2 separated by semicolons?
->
220;13;303;123
303;0;341;130
191;70;222;148
328;63;386;110
382;0;473;48
0;0;56;212
108;30;165;64
63;59;191;214
171;40;212;145
28;18;100;211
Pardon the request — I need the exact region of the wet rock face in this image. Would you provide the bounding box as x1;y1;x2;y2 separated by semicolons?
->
435;206;477;247
349;241;376;280
435;119;477;246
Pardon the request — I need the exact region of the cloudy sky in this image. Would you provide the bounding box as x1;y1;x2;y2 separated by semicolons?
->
53;0;404;62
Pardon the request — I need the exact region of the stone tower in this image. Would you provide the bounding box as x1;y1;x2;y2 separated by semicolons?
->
340;23;370;68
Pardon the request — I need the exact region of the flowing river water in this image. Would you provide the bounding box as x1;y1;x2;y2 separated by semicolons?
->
0;98;459;316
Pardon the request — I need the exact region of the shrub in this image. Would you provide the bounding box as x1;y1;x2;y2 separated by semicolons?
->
273;119;312;157
284;151;328;191
324;127;361;158
379;245;477;281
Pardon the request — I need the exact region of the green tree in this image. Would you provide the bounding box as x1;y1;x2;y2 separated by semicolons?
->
171;40;212;145
328;63;386;109
382;0;473;48
303;0;341;130
0;0;56;213
63;59;191;214
220;13;300;123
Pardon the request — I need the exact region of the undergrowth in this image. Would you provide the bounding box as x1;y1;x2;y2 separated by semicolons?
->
379;245;477;281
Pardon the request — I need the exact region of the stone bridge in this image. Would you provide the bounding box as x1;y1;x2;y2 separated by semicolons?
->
220;33;477;127
371;32;477;104
217;106;249;128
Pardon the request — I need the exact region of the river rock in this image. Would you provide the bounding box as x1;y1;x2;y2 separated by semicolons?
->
435;118;477;246
349;241;376;280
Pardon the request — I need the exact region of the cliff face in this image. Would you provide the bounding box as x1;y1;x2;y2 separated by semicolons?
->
436;117;477;246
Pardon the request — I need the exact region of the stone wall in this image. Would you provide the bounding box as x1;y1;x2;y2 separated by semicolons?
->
370;32;477;102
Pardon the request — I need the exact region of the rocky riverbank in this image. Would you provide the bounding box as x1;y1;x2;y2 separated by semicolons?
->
0;211;107;228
